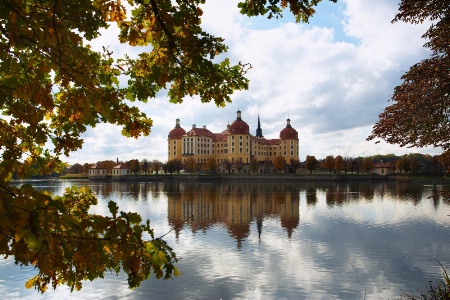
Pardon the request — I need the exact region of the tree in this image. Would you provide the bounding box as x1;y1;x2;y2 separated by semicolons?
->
409;158;422;174
222;159;232;174
142;159;149;175
173;159;182;174
97;160;117;173
206;157;218;174
184;157;197;174
273;156;286;173
368;0;450;154
0;0;337;293
321;155;335;174
236;159;243;174
128;159;141;175
165;160;175;175
334;155;345;174
289;159;300;173
362;157;374;173
354;157;364;174
151;160;162;175
250;157;259;174
68;163;83;174
305;155;318;174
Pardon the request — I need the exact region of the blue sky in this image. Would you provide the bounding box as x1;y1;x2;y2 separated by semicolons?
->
63;0;440;165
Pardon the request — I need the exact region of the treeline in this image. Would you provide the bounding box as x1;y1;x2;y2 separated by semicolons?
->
64;152;450;176
63;159;171;175
305;153;450;175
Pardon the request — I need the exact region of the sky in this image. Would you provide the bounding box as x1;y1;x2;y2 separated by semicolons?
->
63;0;440;165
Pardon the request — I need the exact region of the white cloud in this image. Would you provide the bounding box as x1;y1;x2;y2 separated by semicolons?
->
63;0;439;165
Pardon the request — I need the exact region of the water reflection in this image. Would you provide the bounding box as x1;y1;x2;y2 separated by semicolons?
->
6;179;450;300
165;182;300;247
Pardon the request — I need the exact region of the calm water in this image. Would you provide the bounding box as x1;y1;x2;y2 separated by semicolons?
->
1;180;450;299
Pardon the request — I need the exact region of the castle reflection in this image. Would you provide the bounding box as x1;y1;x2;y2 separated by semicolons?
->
166;182;300;247
83;180;448;248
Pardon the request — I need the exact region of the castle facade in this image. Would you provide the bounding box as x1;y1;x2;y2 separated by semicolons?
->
167;110;299;172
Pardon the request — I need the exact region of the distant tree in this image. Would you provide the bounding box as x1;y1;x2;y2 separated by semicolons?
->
362;157;374;173
396;157;411;174
173;159;182;174
236;159;243;174
289;159;300;173
206;157;218;174
184;157;197;173
222;159;232;174
431;155;442;176
305;155;318;174
321;155;335;174
344;157;353;174
69;163;83;174
250;157;258;174
151;160;163;175
98;160;117;173
264;158;271;174
142;159;149;175
409;158;422;174
354;157;364;174
127;159;141;175
273;156;286;173
438;152;450;176
165;160;175;175
334;155;345;174
82;163;90;174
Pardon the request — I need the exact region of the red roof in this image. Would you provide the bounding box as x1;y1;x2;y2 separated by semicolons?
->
373;162;395;168
114;163;130;169
185;127;215;139
168;127;186;139
228;119;249;134
90;163;107;169
214;133;228;142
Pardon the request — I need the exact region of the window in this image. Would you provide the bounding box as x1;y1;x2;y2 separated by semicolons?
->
239;135;242;140
239;148;242;153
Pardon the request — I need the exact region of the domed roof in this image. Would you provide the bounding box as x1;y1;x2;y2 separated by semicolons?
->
168;119;186;139
279;118;298;140
228;110;249;134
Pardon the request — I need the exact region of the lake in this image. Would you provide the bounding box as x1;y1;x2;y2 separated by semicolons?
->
1;180;450;299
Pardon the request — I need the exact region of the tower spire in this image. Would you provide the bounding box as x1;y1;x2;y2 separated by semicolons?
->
256;114;263;138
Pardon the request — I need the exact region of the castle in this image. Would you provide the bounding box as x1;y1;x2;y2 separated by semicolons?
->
167;110;299;173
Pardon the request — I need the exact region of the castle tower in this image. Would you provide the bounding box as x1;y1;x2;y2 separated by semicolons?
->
256;115;263;138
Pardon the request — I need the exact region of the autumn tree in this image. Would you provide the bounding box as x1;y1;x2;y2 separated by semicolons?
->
368;0;450;165
126;159;140;175
321;155;335;174
362;157;374;173
82;163;90;174
273;156;286;173
97;160;117;173
206;157;218;174
334;155;345;174
305;155;318;174
184;157;197;174
0;0;339;293
68;163;83;174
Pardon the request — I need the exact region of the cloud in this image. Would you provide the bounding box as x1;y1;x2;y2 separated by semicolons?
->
63;0;439;165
